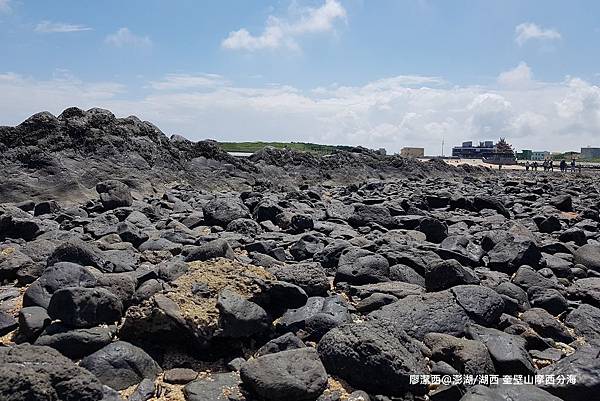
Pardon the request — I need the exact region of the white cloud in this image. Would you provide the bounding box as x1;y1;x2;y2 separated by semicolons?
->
0;72;124;124
35;21;92;33
3;68;600;154
222;0;346;51
497;62;533;88
515;22;562;46
149;74;229;90
0;0;11;14
105;27;152;48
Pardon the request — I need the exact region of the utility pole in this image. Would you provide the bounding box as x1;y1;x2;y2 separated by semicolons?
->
441;137;445;157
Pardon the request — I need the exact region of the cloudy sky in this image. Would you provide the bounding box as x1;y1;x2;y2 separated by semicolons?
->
1;0;600;154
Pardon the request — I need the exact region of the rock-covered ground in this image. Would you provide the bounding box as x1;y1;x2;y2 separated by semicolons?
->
1;108;600;401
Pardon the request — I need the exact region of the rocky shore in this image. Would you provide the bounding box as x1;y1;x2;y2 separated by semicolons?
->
1;108;600;401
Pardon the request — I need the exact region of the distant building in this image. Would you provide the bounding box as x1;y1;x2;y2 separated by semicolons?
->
400;147;425;158
516;149;532;160
581;147;600;159
452;140;495;159
530;151;550;161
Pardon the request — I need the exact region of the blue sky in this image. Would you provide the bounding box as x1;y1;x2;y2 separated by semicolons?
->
2;0;600;154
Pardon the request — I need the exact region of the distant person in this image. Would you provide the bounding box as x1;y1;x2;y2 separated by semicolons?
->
560;160;567;172
525;161;530;171
533;161;538;171
571;158;576;172
549;160;554;172
542;160;548;171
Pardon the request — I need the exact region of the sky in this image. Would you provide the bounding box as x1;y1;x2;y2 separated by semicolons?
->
1;0;600;154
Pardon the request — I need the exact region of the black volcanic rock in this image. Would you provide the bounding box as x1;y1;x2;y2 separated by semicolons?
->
4;107;600;401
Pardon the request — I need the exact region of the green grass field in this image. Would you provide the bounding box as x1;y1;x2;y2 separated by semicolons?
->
218;141;354;154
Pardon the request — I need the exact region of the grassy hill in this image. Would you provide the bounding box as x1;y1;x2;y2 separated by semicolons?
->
218;141;355;154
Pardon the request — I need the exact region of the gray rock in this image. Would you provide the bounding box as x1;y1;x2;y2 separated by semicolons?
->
185;239;235;262
216;289;269;338
47;287;123;328
369;290;471;340
565;303;600;340
279;295;350;339
35;323;114;359
17;306;50;341
451;285;504;326
256;332;306;357
418;217;448;243
184;372;241;401
318;321;427;396
527;286;568;315
356;293;398;313
425;260;479;291
539;343;600;401
466;323;535;376
460;384;563;401
240;348;328;401
335;247;390;285
0;310;18;336
128;379;155;401
163;368;198;384
521;307;574;343
203;196;250;227
0;344;105;400
96;180;133;210
423;333;495;375
269;262;329;297
574;244;600;273
80;341;162;390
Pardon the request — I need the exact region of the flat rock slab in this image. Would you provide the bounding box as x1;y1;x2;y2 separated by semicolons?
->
184;372;242;401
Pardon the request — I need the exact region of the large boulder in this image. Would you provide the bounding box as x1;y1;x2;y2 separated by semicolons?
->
0;311;18;336
216;289;269;338
574;244;600;273
451;285;504;326
335;247;390;285
318;321;427;396
521;308;574;343
23;262;97;309
35;323;114;359
256;333;306;357
184;372;242;401
488;239;542;272
269;262;330;296
539;343;600;401
466;323;535;376
240;348;328;401
348;204;393;228
96;180;133;210
0;206;44;241
424;260;479;291
185;239;235;262
47;287;123;328
418;217;448;243
564;304;600;340
80;341;162;390
0;344;107;401
473;195;510;218
289;235;325;261
203;196;250;227
423;333;495;375
369;290;471;340
278;295;350;340
46;240;116;273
